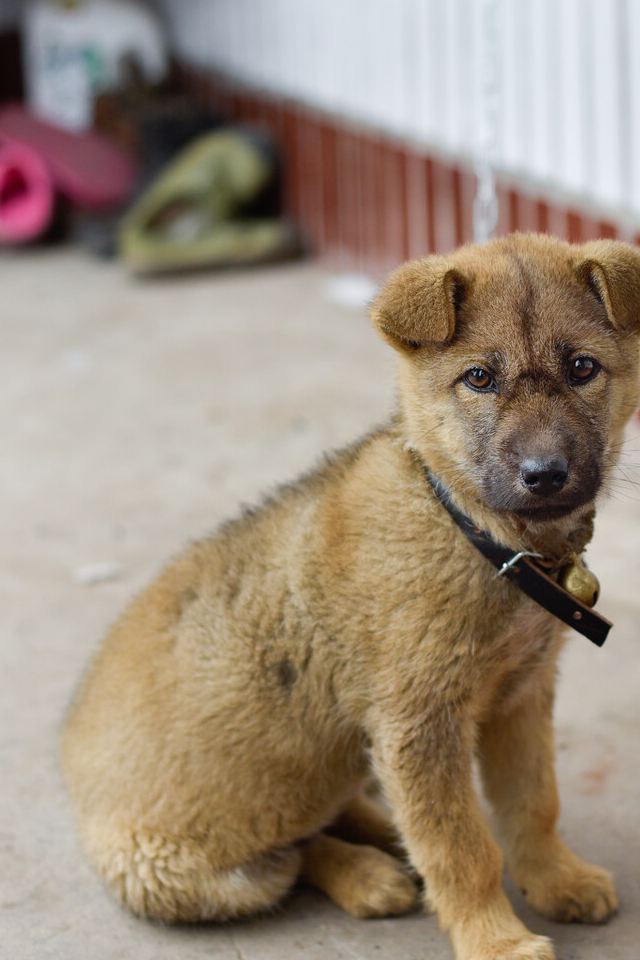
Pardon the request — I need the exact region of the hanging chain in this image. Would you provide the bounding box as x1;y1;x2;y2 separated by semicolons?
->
473;0;502;244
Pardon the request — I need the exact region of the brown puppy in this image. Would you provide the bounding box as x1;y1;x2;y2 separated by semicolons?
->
62;234;640;960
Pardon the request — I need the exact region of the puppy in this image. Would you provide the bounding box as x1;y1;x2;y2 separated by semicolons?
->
62;234;640;960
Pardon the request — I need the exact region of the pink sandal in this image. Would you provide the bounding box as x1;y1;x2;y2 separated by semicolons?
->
0;103;137;213
0;141;55;244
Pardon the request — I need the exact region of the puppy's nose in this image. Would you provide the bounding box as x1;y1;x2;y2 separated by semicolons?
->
519;455;569;497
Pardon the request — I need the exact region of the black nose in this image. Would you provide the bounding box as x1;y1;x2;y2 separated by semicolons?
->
519;456;569;497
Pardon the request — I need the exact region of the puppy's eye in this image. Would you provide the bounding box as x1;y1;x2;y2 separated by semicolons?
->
568;356;600;385
464;367;495;392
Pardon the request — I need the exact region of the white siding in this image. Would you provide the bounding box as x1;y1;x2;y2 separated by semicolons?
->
156;0;640;226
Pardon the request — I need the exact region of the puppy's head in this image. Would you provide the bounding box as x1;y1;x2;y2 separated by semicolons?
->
372;234;640;523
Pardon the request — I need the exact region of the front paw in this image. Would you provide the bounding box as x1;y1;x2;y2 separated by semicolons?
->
518;854;617;923
456;932;555;960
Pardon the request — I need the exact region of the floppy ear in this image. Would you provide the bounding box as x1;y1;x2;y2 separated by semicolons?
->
575;240;640;331
371;256;467;351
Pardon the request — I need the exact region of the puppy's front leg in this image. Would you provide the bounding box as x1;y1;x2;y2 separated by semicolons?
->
478;661;618;924
372;711;554;960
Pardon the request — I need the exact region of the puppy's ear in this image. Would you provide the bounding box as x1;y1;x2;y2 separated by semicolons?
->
575;240;640;331
371;257;467;351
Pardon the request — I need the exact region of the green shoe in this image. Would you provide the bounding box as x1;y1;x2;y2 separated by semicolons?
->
119;128;301;274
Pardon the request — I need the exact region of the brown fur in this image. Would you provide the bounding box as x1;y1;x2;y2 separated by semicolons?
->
62;234;640;960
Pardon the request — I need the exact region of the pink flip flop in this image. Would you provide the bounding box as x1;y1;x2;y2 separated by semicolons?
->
0;103;137;212
0;142;55;244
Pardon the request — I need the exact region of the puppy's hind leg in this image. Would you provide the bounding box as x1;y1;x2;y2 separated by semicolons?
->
84;823;302;922
328;791;407;860
300;832;418;918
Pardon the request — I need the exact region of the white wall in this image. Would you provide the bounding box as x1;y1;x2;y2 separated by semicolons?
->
155;0;640;228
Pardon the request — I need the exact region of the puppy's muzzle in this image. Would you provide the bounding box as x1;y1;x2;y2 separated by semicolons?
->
519;455;569;498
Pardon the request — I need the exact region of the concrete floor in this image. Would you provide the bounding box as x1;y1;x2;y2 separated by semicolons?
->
2;248;640;960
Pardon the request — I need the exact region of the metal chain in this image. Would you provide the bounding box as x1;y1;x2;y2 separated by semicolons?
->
473;0;502;244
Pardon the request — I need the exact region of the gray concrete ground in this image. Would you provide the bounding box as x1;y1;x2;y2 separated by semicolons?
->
1;249;639;960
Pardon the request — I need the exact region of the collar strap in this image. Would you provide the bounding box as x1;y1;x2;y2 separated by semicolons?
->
425;469;612;647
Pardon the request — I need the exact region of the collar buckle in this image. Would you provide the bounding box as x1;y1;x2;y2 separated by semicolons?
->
496;550;543;577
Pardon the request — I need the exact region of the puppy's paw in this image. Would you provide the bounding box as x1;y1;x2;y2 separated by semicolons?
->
458;933;555;960
341;847;418;919
520;857;617;923
302;835;418;918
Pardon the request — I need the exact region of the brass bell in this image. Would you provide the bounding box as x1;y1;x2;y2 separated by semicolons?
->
559;554;600;608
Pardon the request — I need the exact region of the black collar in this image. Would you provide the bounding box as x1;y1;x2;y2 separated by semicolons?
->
425;469;611;647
